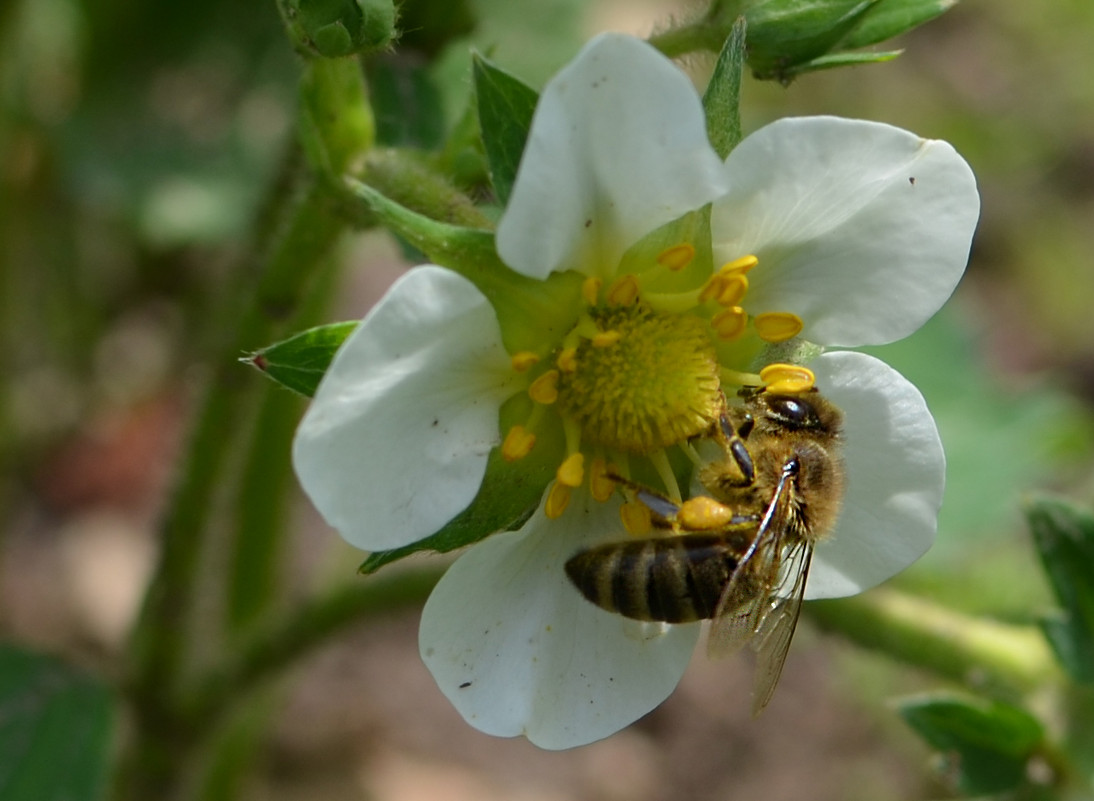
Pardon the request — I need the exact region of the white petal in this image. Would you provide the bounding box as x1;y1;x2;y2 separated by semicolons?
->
712;116;979;346
420;491;698;749
806;351;944;598
293;266;518;551
497;33;727;280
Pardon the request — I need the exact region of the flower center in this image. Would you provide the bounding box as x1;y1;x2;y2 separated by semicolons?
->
555;304;721;454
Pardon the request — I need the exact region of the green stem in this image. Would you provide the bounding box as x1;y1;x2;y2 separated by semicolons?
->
808;588;1061;699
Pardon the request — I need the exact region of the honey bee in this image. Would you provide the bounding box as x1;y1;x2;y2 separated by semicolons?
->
564;385;845;714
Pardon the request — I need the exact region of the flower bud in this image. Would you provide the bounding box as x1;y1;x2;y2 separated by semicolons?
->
285;0;396;58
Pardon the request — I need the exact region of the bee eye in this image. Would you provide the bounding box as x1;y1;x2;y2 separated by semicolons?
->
765;395;816;427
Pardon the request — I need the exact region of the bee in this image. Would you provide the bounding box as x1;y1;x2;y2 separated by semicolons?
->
564;385;845;714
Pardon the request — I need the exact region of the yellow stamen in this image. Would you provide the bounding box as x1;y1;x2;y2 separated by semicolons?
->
677;496;736;531
501;425;536;461
582;277;602;306
717;274;749;307
649;448;681;503
591;330;622;348
529;370;559;404
606;274;640;306
721;367;763;388
510;351;540;372
556;347;578;372
621;500;653;535
712;306;748;340
698;275;726;304
657;243;696;272
760;363;816;394
754;312;803;343
545;482;572;519
589;457;616;502
719;254;759;276
556;452;585;488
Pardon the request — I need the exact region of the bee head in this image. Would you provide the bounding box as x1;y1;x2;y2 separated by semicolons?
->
750;388;843;440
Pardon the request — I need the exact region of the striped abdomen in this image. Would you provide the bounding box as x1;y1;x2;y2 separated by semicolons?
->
564;534;742;623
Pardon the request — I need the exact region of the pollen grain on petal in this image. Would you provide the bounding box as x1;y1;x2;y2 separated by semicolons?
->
545;482;572;519
657;243;696;272
754;312;803;343
510;351;541;372
502;425;537;461
529;370;560;404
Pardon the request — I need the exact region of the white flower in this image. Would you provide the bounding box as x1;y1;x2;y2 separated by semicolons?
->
293;32;978;748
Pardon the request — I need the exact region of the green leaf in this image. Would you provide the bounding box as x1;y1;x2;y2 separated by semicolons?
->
781;48;903;77
840;0;957;50
898;693;1044;795
246;321;358;398
703;17;747;159
0;645;115;801
360;393;563;572
370;55;447;149
1025;496;1094;683
745;0;881;81
472;53;539;206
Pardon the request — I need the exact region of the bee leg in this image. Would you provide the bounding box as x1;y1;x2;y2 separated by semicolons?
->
714;412;755;487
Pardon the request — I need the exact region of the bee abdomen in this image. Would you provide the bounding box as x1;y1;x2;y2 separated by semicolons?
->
564;535;739;623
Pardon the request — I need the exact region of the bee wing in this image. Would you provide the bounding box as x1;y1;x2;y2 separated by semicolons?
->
749;541;813;717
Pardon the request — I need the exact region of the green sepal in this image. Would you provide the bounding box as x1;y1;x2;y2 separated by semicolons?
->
0;645;116;801
282;0;396;58
1025;496;1094;683
702;17;747;159
779;49;903;78
341;176;585;355
840;0;957;50
744;0;881;81
472;52;539;206
245;321;358;398
898;693;1044;795
359;393;563;573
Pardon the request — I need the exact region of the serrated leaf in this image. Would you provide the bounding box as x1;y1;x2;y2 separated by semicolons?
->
745;0;881;80
898;694;1044;795
0;645;115;801
703;17;747;159
360;393;564;572
841;0;957;50
1025;497;1094;682
473;53;539;206
247;321;358;398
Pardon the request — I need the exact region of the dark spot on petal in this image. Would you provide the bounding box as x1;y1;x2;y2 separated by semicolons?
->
584;219;592;228
459;681;472;689
909;176;916;185
432;419;439;426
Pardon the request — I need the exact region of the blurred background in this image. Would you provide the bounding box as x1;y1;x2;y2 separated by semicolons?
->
2;0;1094;799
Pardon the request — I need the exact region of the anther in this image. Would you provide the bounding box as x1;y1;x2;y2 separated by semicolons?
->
760;363;816;394
657;243;696;272
556;452;585;488
591;330;622;348
717;274;748;307
501;425;536;461
589;457;616;502
545;482;572;519
528;370;560;404
606;274;640;306
557;347;578;372
712;307;748;340
754;312;803;343
677;496;736;531
719;254;759;276
510;351;540;372
699;275;726;304
620;500;652;535
582;277;602;307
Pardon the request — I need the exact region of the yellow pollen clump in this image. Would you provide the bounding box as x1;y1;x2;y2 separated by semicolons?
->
711;306;747;340
556;304;721;454
510;351;540;372
591;330;622;348
589;457;616;502
606;274;640;306
529;370;560;404
556;452;585;488
545;482;571;519
621;499;653;535
582;277;601;306
677;496;736;531
760;363;816;394
754;312;803;343
557;347;578;372
501;425;536;461
657;243;696;272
